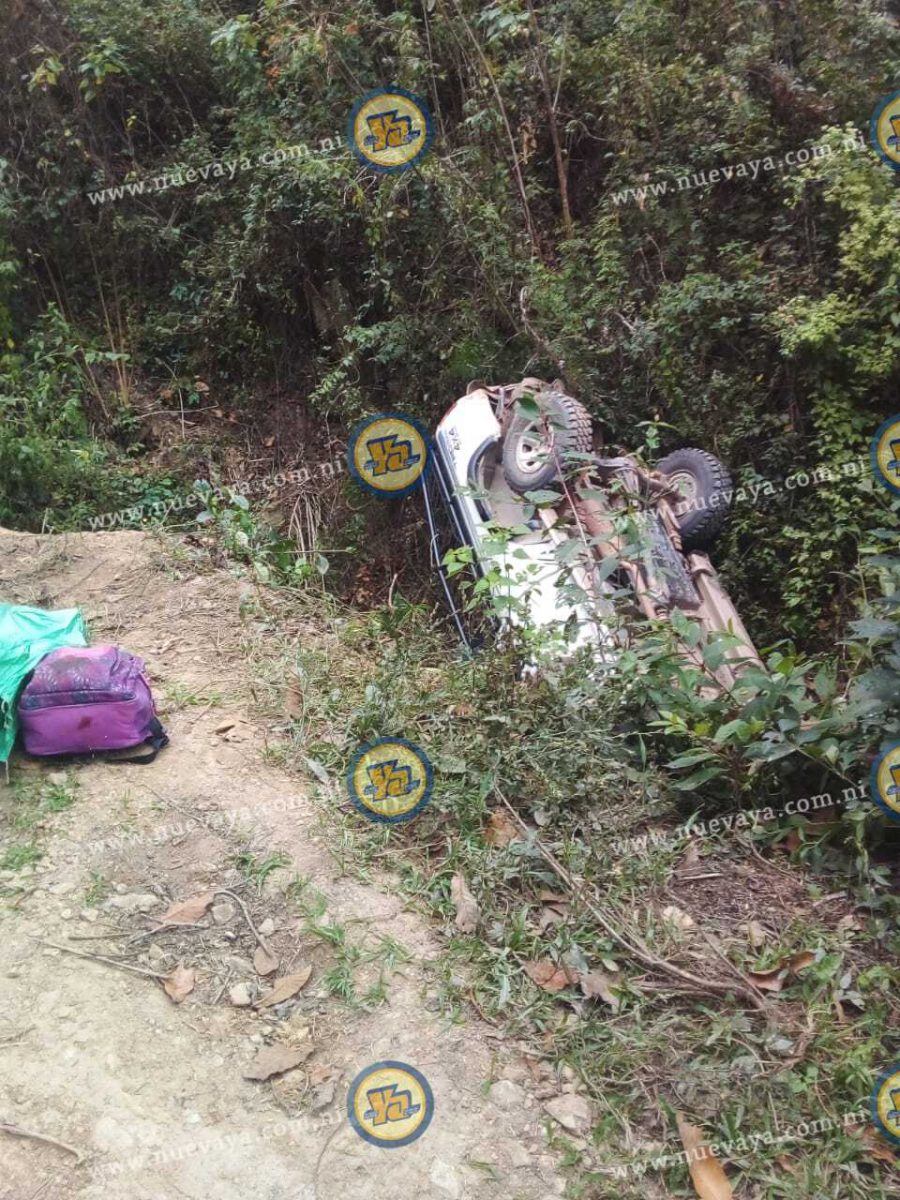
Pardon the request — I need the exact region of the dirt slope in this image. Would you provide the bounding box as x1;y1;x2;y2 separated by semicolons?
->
0;531;568;1200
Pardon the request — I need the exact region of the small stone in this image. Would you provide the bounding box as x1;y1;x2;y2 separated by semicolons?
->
211;901;236;925
229;982;254;1008
258;918;276;936
80;909;98;923
424;992;440;1012
47;771;68;786
115;883;128;895
429;1158;462;1199
107;893;160;914
490;1079;525;1111
60;907;73;920
147;945;166;964
543;1093;593;1136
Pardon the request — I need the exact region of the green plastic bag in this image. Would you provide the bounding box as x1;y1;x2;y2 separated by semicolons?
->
0;603;88;763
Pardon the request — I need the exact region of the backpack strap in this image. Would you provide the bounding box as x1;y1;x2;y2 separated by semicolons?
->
105;718;169;766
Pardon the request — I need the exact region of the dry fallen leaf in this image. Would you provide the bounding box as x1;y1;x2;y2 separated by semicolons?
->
662;904;695;931
284;677;303;721
485;811;519;847
538;905;566;933
162;964;195;1004
745;920;767;949
676;1113;734;1199
523;959;577;992
748;950;815;993
747;967;787;992
255;967;313;1009
675;840;701;874
789;950;815;974
450;873;480;933
579;970;620;1012
859;1127;897;1164
253;947;279;976
244;1043;313;1081
161;892;215;926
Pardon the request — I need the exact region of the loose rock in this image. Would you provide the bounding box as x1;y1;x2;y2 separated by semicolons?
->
544;1093;593;1135
489;1079;525;1111
229;982;254;1007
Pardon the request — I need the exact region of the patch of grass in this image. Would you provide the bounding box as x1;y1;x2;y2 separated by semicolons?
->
1;841;42;871
231;848;291;889
292;884;411;1009
83;870;110;905
163;683;223;709
9;774;78;834
241;589;899;1198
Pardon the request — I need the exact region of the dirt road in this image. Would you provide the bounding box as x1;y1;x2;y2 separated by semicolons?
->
0;531;569;1200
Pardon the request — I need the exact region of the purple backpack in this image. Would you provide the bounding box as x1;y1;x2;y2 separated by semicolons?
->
18;645;168;762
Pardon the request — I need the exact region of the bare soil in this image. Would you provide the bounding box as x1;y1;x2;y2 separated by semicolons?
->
0;530;568;1200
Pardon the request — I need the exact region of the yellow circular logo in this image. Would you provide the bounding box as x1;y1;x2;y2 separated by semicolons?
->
871;417;900;496
871;743;900;822
871;1065;900;1145
347;738;433;823
347;413;430;497
348;88;434;174
870;90;900;172
347;1061;434;1147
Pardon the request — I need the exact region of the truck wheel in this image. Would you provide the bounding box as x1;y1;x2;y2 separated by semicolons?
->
501;390;593;494
657;447;732;550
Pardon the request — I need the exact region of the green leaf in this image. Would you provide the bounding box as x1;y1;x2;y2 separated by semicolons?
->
671;766;724;790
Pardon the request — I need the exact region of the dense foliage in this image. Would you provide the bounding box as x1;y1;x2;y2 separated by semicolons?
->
2;0;899;807
3;0;899;636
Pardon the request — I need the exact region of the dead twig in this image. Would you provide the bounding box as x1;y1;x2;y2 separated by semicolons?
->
494;787;769;1012
0;1120;84;1164
127;923;210;946
32;938;168;980
212;888;275;958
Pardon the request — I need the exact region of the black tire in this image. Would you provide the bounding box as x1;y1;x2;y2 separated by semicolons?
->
501;390;593;494
657;447;732;549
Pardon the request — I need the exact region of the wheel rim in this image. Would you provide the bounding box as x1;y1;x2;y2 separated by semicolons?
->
665;468;697;515
514;419;553;475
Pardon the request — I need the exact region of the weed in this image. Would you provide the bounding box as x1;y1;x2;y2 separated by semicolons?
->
84;871;110;905
1;842;42;871
231;849;291;889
